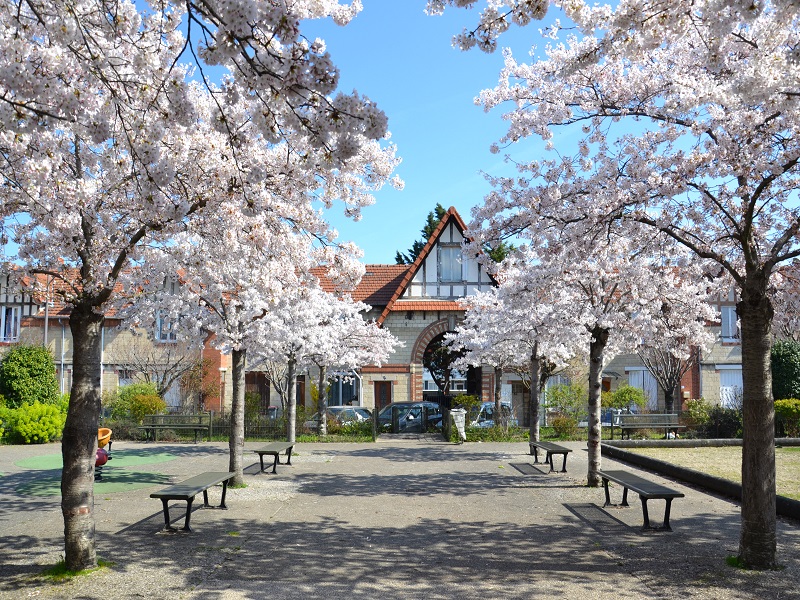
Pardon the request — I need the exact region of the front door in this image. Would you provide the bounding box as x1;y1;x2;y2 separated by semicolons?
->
374;381;392;412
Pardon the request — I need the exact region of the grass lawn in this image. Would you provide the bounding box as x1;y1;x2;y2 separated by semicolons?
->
625;446;800;500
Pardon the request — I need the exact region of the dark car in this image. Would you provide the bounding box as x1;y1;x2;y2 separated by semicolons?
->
377;401;443;433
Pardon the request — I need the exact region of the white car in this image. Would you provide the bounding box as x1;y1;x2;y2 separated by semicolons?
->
303;406;372;430
471;402;517;428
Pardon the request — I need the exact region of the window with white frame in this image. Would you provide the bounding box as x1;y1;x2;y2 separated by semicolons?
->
439;246;462;282
0;305;20;342
719;367;743;408
626;368;659;411
720;305;740;342
155;311;177;342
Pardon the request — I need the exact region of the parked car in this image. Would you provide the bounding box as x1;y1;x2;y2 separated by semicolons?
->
377;401;443;433
303;406;372;431
470;401;518;428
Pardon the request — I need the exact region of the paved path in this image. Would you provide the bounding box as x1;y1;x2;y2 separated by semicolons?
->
1;437;799;599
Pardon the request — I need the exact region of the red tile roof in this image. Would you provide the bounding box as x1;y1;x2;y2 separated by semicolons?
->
312;264;410;307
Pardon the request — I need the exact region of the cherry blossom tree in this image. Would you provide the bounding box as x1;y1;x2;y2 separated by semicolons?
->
636;290;717;414
303;292;401;436
126;207;327;487
253;286;399;441
0;0;399;571
449;286;580;438
437;0;799;570
505;234;667;486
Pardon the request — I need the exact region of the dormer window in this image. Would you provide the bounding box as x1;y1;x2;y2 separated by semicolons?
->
720;305;739;343
155;310;177;343
0;305;20;342
439;246;462;282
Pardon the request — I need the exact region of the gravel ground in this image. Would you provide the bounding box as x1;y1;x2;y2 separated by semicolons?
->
1;439;799;599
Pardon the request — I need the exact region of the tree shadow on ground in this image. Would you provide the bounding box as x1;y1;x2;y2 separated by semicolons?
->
3;506;797;600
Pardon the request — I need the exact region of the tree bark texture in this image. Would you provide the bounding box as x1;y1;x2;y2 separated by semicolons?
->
62;304;103;571
737;279;777;569
318;365;328;436
228;348;246;486
529;345;541;442
494;366;506;430
286;357;297;443
587;326;609;488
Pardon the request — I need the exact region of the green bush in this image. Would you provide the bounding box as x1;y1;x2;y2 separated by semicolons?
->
608;385;648;411
108;382;165;423
128;394;166;423
700;405;742;438
683;398;711;428
546;384;587;420
245;392;261;423
4;401;66;444
772;340;800;401
775;398;800;437
551;414;578;439
0;345;60;408
453;394;482;421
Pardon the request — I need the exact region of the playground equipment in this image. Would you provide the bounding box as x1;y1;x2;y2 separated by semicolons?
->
95;428;113;481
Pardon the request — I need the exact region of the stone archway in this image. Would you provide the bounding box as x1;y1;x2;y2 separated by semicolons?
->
410;319;485;402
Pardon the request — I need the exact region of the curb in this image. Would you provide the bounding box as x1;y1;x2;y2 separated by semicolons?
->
600;442;800;521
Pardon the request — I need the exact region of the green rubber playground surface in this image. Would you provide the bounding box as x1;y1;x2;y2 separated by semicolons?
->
15;450;175;470
10;448;177;497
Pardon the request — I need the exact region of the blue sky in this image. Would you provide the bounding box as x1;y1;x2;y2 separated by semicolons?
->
304;4;551;264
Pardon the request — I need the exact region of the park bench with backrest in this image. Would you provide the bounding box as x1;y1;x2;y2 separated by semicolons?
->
254;442;295;474
612;413;685;440
138;412;212;443
150;471;235;533
529;440;572;473
597;469;684;531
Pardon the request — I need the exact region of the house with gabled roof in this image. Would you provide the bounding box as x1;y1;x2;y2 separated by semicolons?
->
315;206;499;412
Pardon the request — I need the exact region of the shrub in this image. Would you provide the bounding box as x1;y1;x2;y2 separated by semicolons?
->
128;394;166;423
775;398;800;437
4;401;66;444
546;383;587;420
453;394;482;420
772;340;800;401
0;345;60;408
551;414;578;439
700;405;742;438
608;385;648;411
245;392;261;422
109;382;165;423
683;398;711;428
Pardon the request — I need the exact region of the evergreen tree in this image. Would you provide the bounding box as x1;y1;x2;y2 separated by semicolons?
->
395;204;447;264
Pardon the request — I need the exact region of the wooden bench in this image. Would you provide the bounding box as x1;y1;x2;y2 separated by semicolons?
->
254;442;295;474
138;413;212;443
612;413;685;440
150;471;234;533
529;441;572;473
597;469;685;531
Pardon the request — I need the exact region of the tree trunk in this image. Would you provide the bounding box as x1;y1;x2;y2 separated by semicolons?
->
587;326;609;487
664;385;676;415
62;303;103;571
318;365;328;436
529;345;541;442
228;348;246;486
737;278;777;569
286;356;297;443
494;366;506;431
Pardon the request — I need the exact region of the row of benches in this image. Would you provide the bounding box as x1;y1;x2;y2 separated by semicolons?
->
148;438;683;534
150;442;294;532
529;440;684;530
